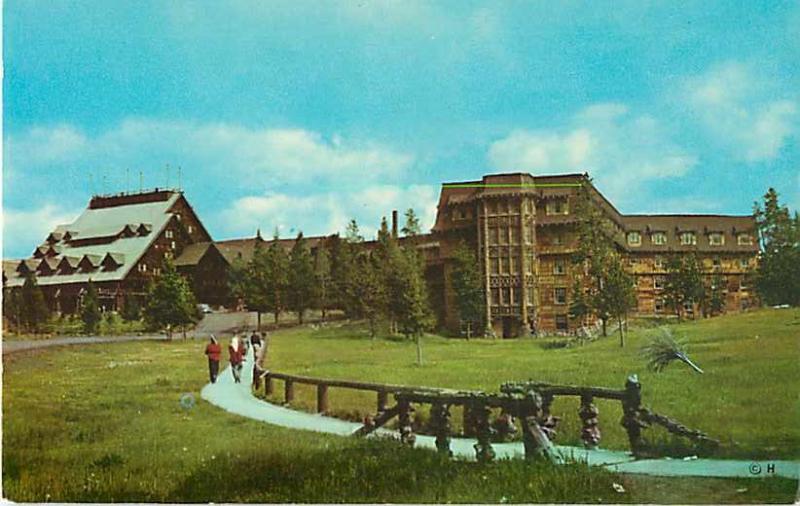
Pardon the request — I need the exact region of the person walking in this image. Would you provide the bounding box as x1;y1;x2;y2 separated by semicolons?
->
204;335;222;383
229;335;244;383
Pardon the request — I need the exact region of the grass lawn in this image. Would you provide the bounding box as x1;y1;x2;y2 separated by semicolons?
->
2;308;798;503
262;308;800;461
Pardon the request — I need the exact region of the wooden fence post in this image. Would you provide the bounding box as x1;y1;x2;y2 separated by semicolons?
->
473;403;495;462
317;384;329;414
430;402;452;457
284;379;295;404
377;390;388;414
462;404;475;437
398;398;416;446
579;394;601;449
265;374;274;396
620;374;645;456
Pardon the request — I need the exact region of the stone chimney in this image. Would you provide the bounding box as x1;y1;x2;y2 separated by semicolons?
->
391;210;398;239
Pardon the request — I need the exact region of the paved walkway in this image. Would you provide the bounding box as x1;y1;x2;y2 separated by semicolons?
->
2;334;169;355
202;349;799;480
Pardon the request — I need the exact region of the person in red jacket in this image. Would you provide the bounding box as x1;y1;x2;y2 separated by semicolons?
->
229;335;244;383
204;335;222;383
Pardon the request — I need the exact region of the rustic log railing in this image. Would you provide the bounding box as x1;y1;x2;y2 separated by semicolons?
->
261;370;718;461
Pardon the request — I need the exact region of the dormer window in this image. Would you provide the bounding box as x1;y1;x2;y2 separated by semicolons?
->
651;232;667;245
709;233;724;246
187;225;194;234
546;199;569;216
737;234;753;246
654;256;665;269
627;232;641;246
165;230;174;239
680;232;697;245
138;263;147;273
553;259;566;275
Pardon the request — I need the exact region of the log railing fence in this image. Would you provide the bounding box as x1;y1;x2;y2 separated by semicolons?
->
261;371;718;462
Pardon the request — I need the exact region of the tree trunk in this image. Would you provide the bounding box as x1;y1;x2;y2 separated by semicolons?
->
601;318;607;337
299;310;304;324
257;312;262;332
416;334;423;366
618;315;625;347
274;311;279;324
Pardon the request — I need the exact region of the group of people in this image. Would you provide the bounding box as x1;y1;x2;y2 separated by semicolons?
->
204;331;268;385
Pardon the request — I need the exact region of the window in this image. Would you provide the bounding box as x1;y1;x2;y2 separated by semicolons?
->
552;234;563;246
629;257;639;266
170;241;176;250
709;233;725;246
627;231;642;246
712;258;722;270
739;258;749;270
510;227;519;244
526;254;534;274
509;255;517;273
546;199;569;215
554;287;567;305
737;234;753;246
502;287;510;305
526;288;534;305
499;256;508;274
654;276;665;290
187;225;194;234
553;259;566;275
138;263;147;273
499;228;508;245
555;314;568;331
491;288;500;305
652;232;667;245
491;257;499;274
655;298;664;313
654;256;665;269
509;287;516;305
680;232;697;245
489;227;499;245
153;267;161;276
683;301;694;314
739;278;749;290
165;230;174;239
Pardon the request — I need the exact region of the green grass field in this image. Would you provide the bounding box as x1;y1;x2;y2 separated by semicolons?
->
3;308;799;502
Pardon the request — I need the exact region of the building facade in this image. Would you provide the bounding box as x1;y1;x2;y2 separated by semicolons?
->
424;173;759;337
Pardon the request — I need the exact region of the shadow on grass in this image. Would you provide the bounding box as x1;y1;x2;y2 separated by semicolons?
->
172;438;621;504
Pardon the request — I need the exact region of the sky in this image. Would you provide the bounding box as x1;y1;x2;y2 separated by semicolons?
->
3;0;799;258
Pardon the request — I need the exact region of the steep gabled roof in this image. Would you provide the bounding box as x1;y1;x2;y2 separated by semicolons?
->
4;190;184;288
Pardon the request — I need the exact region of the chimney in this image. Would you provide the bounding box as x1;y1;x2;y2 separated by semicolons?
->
391;210;398;239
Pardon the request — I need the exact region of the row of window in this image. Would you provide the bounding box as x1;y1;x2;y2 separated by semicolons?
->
489;257;567;275
630;256;751;270
627;231;754;247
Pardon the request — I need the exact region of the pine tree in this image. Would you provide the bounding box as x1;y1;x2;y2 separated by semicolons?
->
394;247;434;364
143;260;198;339
450;241;484;339
402;208;421;237
314;245;332;320
288;232;316;324
597;257;637;347
754;188;800;306
568;278;591;326
120;296;141;321
80;280;102;334
664;254;705;320
21;273;50;334
354;252;387;339
3;288;24;332
265;232;290;324
571;178;617;336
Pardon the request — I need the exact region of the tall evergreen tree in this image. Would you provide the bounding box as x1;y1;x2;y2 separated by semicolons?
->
288;232;316;324
663;254;705;320
571;179;617;336
354;253;387;339
568;278;591;327
143;260;198;339
402;208;421;237
21;273;50;334
80;280;102;334
450;241;484;339
264;232;290;324
314;244;332;320
3;288;24;332
393;247;434;364
595;257;637;347
753;188;800;306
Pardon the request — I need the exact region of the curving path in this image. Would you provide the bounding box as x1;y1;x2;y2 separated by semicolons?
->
202;349;799;480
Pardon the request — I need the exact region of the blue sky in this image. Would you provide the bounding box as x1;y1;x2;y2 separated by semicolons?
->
4;0;799;258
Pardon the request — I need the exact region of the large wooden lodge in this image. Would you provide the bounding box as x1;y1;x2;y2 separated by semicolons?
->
3;173;760;336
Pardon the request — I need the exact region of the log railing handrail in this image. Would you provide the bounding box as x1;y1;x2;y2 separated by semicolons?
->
501;381;627;400
265;370;483;396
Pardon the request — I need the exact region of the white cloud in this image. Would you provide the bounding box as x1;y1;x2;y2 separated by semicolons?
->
2;204;82;258
488;102;696;204
6;119;414;188
682;61;798;162
218;184;438;240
